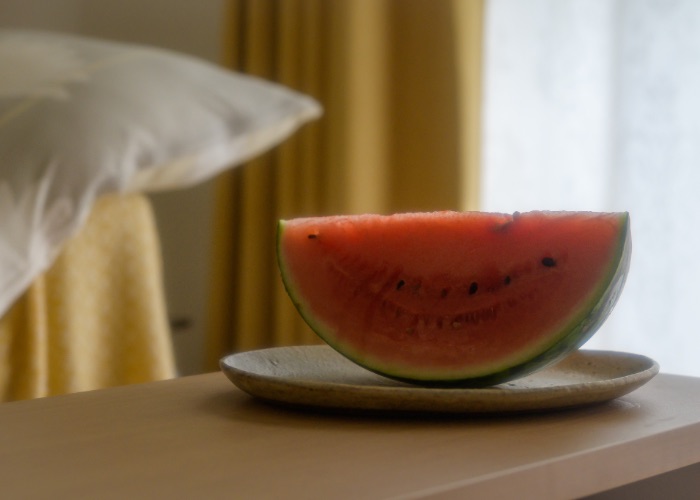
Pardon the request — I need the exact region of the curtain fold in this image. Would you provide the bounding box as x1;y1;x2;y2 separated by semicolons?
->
206;0;483;369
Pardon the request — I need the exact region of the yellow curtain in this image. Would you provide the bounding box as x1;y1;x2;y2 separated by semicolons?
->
206;0;483;369
0;194;176;402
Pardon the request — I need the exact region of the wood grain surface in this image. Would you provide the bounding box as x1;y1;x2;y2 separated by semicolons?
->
1;371;700;499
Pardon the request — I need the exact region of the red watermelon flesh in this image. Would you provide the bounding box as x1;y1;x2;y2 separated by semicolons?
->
277;211;631;386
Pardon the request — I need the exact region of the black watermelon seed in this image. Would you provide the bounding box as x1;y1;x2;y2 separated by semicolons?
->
468;282;478;295
396;280;406;291
541;257;556;267
441;288;449;298
504;275;511;285
307;234;317;239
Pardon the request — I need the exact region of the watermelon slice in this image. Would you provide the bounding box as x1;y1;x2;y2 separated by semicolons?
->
277;211;631;387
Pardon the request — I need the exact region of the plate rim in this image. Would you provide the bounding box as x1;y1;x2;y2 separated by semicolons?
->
220;345;660;414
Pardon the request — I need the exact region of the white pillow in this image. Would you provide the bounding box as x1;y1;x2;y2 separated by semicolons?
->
0;29;322;317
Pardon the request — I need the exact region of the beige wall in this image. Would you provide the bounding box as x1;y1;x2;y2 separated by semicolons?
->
0;0;229;375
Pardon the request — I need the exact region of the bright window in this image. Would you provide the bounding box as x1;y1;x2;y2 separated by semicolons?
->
482;0;700;376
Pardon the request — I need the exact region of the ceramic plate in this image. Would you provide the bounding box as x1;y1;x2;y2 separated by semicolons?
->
220;346;659;414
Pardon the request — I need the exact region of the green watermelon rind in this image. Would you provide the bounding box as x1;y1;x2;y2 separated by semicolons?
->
277;213;631;388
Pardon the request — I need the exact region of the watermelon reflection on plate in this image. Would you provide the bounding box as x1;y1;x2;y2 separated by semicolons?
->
277;211;631;387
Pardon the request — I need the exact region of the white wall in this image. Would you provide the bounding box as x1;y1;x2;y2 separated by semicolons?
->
0;0;229;375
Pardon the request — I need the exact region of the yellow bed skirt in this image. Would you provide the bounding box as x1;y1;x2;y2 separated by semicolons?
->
0;194;176;402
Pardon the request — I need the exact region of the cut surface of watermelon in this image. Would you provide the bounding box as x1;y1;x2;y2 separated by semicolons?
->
277;211;631;387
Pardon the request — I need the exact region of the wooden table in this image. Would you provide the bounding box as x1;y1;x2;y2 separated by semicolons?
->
2;371;700;499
